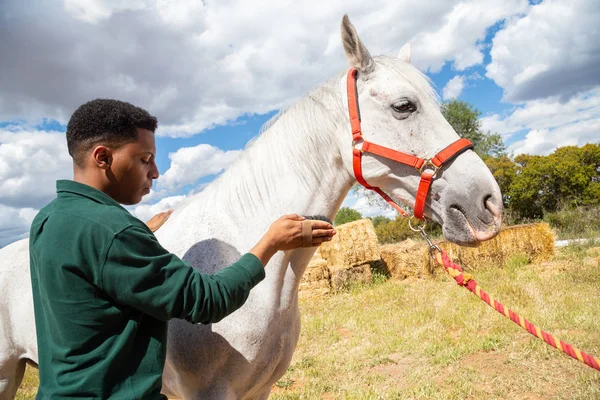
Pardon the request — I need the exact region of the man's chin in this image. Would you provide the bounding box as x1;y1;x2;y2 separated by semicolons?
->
119;196;143;206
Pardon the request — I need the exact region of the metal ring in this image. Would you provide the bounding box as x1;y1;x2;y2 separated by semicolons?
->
352;138;364;153
409;216;426;232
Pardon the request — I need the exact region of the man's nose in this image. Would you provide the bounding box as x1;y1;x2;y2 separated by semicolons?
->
151;161;160;179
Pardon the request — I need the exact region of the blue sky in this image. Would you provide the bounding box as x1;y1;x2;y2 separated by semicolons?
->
1;0;599;247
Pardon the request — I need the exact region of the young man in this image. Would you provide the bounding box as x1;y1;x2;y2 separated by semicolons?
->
29;99;335;399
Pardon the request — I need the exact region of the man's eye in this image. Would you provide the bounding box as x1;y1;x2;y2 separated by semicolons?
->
141;159;150;164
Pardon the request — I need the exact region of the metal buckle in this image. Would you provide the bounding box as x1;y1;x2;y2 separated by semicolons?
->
409;216;442;259
418;160;439;176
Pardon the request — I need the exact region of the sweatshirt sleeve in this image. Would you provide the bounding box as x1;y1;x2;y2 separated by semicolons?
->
100;225;265;323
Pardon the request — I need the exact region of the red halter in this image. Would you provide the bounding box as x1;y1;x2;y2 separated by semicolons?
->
346;68;474;220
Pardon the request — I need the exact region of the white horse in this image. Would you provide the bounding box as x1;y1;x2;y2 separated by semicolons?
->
0;15;503;399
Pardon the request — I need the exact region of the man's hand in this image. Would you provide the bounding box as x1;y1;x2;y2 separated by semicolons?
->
250;214;336;266
146;209;174;232
265;214;335;250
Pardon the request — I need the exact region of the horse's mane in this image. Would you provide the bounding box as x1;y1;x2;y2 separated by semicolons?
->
203;72;346;217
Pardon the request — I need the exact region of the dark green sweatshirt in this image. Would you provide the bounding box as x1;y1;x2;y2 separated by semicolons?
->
29;180;265;399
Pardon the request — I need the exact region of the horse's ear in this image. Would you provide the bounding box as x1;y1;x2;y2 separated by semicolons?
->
341;14;375;74
397;41;411;63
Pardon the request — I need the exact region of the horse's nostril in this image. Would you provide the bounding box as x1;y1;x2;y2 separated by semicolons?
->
483;194;491;209
484;194;501;219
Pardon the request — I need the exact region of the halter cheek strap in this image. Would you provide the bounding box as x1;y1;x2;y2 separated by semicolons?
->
346;68;474;220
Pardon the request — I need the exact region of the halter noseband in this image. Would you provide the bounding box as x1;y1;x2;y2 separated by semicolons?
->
346;68;474;221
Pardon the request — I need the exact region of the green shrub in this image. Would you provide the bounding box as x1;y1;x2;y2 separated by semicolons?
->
373;215;443;244
543;205;600;239
374;215;416;244
334;207;362;226
369;215;392;228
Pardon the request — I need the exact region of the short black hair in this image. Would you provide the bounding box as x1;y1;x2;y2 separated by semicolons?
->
66;99;158;167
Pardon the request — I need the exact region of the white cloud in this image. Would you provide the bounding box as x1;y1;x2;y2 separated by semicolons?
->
1;0;529;137
0;128;70;247
0;205;38;248
480;88;600;146
158;144;241;191
508;118;600;156
412;0;529;72
442;75;465;100
352;196;397;220
62;0;150;24
0;129;71;209
486;0;600;102
341;190;397;220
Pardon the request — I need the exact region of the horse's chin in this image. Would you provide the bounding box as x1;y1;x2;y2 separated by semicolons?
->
441;205;502;247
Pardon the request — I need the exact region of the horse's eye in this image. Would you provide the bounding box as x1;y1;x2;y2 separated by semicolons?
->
391;100;416;113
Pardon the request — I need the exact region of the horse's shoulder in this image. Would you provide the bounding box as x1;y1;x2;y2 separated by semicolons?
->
180;237;243;274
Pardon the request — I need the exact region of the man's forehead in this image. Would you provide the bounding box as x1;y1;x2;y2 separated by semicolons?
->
135;128;156;151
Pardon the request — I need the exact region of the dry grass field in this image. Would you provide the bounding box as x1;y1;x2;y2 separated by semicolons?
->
16;242;600;399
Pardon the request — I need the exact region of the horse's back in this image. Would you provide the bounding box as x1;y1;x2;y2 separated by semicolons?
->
0;238;38;366
0;239;33;327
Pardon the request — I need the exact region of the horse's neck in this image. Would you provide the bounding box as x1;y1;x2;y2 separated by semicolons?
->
212;135;352;231
205;79;352;228
199;85;355;305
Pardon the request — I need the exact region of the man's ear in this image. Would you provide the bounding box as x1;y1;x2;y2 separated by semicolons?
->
92;145;113;169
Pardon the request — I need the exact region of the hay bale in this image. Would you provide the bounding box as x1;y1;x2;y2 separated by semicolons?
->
299;257;331;297
329;263;372;291
586;247;600;258
303;258;330;281
318;219;381;268
379;239;431;279
583;257;599;268
377;223;556;279
434;222;555;270
586;247;600;266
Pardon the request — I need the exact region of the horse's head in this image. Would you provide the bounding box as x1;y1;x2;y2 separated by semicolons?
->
338;15;502;246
